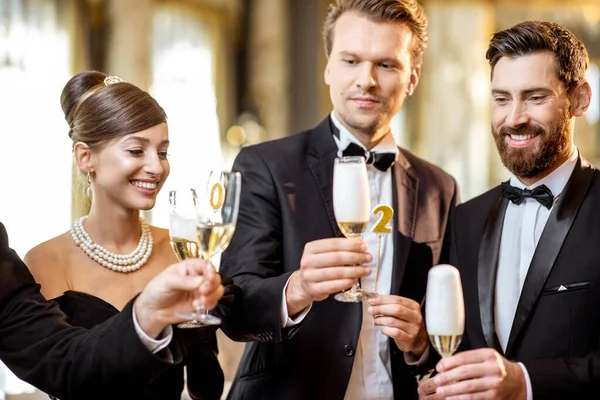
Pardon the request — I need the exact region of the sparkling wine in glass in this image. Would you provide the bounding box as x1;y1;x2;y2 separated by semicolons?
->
425;264;465;357
169;188;205;328
193;171;241;325
332;156;371;303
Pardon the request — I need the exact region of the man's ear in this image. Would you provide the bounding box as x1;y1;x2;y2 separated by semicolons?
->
406;64;422;97
324;61;331;86
571;81;592;118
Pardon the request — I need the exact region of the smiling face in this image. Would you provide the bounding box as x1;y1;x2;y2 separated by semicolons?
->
87;123;170;211
324;11;420;141
491;52;576;180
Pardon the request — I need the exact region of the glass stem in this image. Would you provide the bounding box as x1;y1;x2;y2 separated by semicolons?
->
354;233;364;292
197;254;210;317
373;234;382;294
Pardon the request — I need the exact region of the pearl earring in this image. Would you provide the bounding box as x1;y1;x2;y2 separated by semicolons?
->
86;172;92;199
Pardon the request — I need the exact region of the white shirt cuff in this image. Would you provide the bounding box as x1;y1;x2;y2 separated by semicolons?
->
132;306;173;354
280;275;312;327
404;344;430;366
517;362;533;400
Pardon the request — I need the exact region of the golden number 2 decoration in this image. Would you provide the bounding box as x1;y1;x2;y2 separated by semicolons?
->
210;182;225;210
371;204;394;294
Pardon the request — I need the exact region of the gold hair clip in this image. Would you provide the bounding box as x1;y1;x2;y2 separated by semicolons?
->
104;75;126;86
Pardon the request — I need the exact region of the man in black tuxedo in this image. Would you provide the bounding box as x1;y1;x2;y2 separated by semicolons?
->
0;221;223;400
419;21;599;399
220;1;457;399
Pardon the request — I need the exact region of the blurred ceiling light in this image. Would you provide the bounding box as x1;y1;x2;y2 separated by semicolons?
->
236;110;266;144
243;119;263;144
226;125;247;147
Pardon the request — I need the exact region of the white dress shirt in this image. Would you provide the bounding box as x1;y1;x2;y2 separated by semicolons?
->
332;114;397;400
495;148;578;400
133;306;173;356
280;112;397;399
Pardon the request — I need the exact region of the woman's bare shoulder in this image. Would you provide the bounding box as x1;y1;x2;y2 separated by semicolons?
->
149;225;179;266
25;232;73;266
150;225;172;246
24;232;74;297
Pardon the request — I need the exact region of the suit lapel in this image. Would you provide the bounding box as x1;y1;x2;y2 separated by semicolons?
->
308;117;343;237
390;151;418;295
308;124;419;294
477;194;507;352
506;157;594;355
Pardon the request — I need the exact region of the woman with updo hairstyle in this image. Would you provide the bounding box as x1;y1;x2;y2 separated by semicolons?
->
24;71;226;400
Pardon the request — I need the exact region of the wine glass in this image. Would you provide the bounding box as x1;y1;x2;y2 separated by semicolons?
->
169;188;204;328
193;171;241;325
332;156;372;303
425;264;465;357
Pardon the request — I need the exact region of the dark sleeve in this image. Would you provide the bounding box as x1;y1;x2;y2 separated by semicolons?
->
416;187;461;378
438;179;459;265
182;276;238;400
179;328;224;400
449;205;471;355
219;147;301;343
0;223;183;400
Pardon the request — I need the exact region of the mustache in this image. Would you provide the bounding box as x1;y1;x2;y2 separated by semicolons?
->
498;124;545;137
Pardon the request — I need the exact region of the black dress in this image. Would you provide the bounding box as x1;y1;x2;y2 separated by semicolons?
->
50;290;224;400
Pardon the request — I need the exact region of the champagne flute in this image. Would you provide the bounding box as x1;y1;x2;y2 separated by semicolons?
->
193;171;241;325
332;156;371;303
168;188;204;328
425;264;465;357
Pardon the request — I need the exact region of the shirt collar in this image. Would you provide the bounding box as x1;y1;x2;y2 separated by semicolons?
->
330;111;399;158
509;147;578;199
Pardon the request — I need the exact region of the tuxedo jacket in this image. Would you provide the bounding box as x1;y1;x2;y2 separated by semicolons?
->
452;156;600;398
220;117;458;400
0;221;185;400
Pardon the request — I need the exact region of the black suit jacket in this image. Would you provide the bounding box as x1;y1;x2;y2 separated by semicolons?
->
0;221;185;400
452;156;600;398
220;117;458;400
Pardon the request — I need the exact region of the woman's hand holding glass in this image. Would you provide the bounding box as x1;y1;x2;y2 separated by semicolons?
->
135;258;224;334
168;171;240;328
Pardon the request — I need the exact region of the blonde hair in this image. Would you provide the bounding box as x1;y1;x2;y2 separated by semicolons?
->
323;0;428;66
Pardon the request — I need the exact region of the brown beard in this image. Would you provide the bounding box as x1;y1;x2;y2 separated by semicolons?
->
493;109;571;179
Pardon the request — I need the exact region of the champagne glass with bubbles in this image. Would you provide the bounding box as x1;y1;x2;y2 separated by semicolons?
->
333;156;371;303
193;171;241;325
168;172;241;327
425;264;465;357
169;188;203;328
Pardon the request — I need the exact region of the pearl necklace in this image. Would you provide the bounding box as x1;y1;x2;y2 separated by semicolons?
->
70;216;153;273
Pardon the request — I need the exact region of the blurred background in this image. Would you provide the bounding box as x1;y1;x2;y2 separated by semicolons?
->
0;0;599;398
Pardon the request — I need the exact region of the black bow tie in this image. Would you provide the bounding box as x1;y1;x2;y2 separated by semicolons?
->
342;142;396;172
501;182;554;210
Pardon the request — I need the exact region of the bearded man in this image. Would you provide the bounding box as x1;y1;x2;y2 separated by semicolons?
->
419;20;600;400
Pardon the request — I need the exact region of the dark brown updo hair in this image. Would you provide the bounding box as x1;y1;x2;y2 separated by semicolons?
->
62;70;167;151
63;71;167;215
